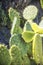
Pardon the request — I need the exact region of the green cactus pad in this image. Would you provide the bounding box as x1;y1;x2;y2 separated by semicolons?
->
8;7;20;24
22;54;30;65
23;5;38;20
9;34;32;56
23;21;32;32
10;45;22;65
32;34;42;64
11;17;22;35
0;44;11;65
22;31;35;43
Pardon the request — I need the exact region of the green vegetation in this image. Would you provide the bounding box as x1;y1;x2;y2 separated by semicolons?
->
0;1;43;65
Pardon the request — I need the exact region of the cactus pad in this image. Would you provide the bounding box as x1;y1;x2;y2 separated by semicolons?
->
9;34;32;56
23;5;38;20
32;34;42;64
0;44;11;65
22;31;35;43
8;7;20;24
11;17;22;35
10;45;22;65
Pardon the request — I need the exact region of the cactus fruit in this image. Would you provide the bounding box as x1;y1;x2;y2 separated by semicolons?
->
32;34;42;64
22;54;30;65
8;7;20;24
9;34;32;56
23;5;38;20
0;44;11;65
10;45;22;65
11;17;22;35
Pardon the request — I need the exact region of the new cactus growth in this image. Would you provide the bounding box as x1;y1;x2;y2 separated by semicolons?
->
10;45;22;65
0;44;11;65
9;34;32;56
32;34;42;64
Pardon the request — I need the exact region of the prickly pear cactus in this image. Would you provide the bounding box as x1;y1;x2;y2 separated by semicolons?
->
23;5;38;20
22;54;30;65
8;7;20;24
0;44;11;65
9;34;32;56
10;45;22;65
11;17;22;35
32;34;42;64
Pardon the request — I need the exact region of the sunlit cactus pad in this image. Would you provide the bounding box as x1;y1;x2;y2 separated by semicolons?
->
32;34;42;64
23;5;38;20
